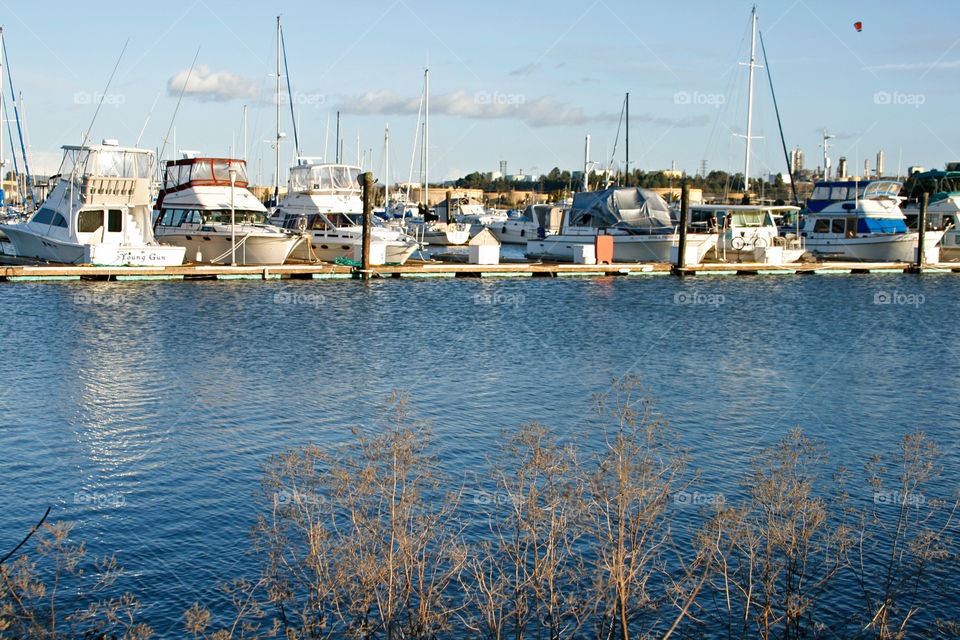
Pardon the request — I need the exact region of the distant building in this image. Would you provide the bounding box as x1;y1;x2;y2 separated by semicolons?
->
908;166;925;176
789;147;804;174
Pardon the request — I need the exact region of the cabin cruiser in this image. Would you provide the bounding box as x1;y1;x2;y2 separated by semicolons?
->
489;203;564;244
268;162;418;264
525;187;718;263
687;204;805;262
154;157;304;265
437;196;505;237
801;180;942;262
903;169;960;261
0;141;185;265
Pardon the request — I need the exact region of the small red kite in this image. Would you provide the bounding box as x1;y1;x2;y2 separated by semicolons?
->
854;21;863;32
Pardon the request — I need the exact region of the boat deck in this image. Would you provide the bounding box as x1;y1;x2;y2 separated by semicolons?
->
0;257;958;282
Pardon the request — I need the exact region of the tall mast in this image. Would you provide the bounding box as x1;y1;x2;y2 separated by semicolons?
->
242;104;247;163
384;123;390;212
0;26;4;207
624;92;629;183
424;68;429;208
274;16;281;201
335;111;340;163
583;134;590;192
743;5;758;195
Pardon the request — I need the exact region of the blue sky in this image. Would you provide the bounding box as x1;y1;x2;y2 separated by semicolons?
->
2;0;958;186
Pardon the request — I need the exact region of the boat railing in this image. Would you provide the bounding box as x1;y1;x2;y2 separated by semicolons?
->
81;175;145;205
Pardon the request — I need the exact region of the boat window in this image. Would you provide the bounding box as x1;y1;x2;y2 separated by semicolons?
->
813;218;831;233
308;215;330;230
31;207;68;228
77;209;104;233
831;219;845;234
98;151;124;177
191;161;214;183
731;211;765;227
212;160;247;183
811;186;831;200
829;186;849;200
107;210;123;233
185;210;203;225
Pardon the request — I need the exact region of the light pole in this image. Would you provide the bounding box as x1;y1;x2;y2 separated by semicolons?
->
229;165;237;266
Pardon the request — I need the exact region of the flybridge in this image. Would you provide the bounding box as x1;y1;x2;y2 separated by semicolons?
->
161;158;249;193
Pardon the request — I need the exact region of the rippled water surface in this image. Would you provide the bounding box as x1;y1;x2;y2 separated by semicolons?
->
1;273;958;636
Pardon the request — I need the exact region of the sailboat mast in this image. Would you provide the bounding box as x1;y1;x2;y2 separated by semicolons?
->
275;16;281;201
385;124;390;213
625;91;629;183
743;5;757;195
0;27;4;207
424;68;429;208
583;134;590;192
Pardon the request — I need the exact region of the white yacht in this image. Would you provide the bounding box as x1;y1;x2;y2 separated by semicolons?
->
903;168;960;261
268;162;419;264
403;217;471;246
154;157;304;265
801;180;943;262
687;204;805;262
437;196;504;237
0;141;185;266
525;187;717;263
489;203;564;244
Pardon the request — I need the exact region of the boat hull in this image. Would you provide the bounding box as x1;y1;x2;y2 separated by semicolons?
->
289;233;417;264
805;232;943;262
156;232;302;265
0;225;185;266
526;233;717;263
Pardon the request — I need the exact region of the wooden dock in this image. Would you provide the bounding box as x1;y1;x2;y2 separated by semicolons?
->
1;258;959;283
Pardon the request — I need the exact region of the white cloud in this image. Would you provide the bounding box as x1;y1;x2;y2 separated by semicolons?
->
167;65;260;102
340;90;588;127
864;59;960;72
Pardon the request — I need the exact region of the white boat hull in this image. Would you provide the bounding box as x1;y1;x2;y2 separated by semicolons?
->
526;232;717;263
0;225;185;266
806;232;943;262
156;231;301;265
489;223;551;245
289;233;417;264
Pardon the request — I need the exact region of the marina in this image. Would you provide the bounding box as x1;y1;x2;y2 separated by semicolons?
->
1;2;959;639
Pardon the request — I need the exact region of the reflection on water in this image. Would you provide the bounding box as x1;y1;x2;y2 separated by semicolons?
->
0;274;958;636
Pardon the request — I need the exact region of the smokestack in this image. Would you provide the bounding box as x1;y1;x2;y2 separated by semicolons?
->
876;151;885;178
838;157;848;179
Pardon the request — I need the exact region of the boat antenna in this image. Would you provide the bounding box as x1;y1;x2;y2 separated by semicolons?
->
44;38;130;234
758;28;799;206
279;21;300;158
158;47;200;166
135;91;162;147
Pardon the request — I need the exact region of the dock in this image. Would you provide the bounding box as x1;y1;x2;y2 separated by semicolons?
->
1;258;959;283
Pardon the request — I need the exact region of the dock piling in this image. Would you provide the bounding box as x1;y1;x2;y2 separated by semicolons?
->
673;182;689;276
360;172;373;280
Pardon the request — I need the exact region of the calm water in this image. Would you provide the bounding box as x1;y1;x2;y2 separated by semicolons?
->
1;273;958;636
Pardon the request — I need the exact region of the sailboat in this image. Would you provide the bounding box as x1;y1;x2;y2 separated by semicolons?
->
399;68;471;246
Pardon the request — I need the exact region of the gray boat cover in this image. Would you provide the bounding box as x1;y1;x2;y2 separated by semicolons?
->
566;187;674;233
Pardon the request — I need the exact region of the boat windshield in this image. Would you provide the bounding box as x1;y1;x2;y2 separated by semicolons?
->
200;210;265;225
58;148;153;179
730;211;773;228
810;184;867;202
288;165;361;193
164;159;248;189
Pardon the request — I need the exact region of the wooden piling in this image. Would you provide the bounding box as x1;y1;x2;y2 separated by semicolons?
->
673;182;689;275
445;190;453;224
360;172;373;280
